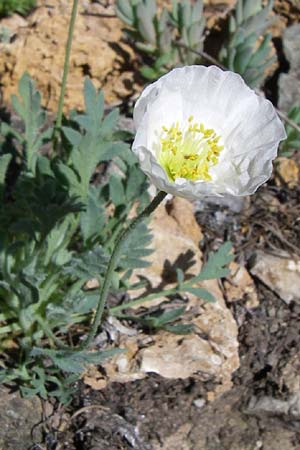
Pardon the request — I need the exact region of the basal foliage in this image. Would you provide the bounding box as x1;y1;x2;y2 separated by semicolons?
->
0;73;234;400
0;74;150;399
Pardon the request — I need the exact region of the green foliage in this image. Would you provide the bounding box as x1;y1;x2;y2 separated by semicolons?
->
121;306;194;334
116;0;205;80
0;0;239;406
2;73;51;174
0;0;36;17
31;347;124;374
279;106;300;156
0;74;151;401
0;70;235;401
219;0;276;88
192;241;234;281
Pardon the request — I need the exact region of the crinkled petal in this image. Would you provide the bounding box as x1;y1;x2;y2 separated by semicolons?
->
133;65;286;198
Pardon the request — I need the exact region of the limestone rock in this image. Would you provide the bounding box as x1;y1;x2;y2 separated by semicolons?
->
167;196;204;246
274;0;300;29
275;157;299;188
279;24;300;111
250;252;300;304
0;0;137;111
103;199;239;397
0;13;28;36
271;1;300;38
224;261;259;308
247;393;300;421
280;354;300;395
0;385;42;450
195;194;249;213
153;423;192;450
280;353;300;394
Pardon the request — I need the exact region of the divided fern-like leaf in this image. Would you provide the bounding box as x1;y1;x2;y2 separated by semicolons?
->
1;72;52;174
194;242;234;281
62;78;126;199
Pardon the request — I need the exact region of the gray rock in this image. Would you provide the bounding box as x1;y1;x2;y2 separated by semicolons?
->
0;385;42;449
279;24;300;112
250;251;300;304
247;393;300;421
195;194;249;213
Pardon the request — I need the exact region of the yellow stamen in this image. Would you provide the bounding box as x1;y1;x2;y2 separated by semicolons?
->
158;119;224;182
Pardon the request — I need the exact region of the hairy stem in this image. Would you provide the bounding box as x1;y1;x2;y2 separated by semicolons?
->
53;0;79;143
83;191;167;348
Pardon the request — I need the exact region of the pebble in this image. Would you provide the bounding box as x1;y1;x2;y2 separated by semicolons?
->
193;398;206;409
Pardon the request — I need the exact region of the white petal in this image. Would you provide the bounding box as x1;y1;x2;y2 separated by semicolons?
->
132;65;286;199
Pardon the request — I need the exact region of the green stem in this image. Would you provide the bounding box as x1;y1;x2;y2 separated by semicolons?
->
83;191;167;348
36;316;68;349
109;287;178;316
53;0;79;143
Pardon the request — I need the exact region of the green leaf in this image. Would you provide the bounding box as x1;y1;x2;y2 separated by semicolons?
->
31;347;124;374
36;155;54;178
84;78;104;123
163;323;194;334
44;217;74;265
109;174;126;206
10;72;50;174
63;83;123;198
1;122;23;142
74;114;92;131
176;268;184;285
154;52;173;69
0;153;12;199
21;367;48;400
100;109;119;136
125;165;147;201
219;0;274;87
195;242;234;281
120;222;153;270
152;306;186;326
140;65;160;80
234;46;253;75
135;41;156;54
280;105;300;155
136;3;156;44
57;162;81;197
101;142;129;161
80;187;106;243
62;126;82;147
184;286;215;302
64;246;109;281
116;0;135;25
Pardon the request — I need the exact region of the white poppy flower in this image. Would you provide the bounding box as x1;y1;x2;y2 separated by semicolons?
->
132;65;286;199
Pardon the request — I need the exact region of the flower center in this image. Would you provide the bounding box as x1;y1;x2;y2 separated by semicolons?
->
158;116;224;182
